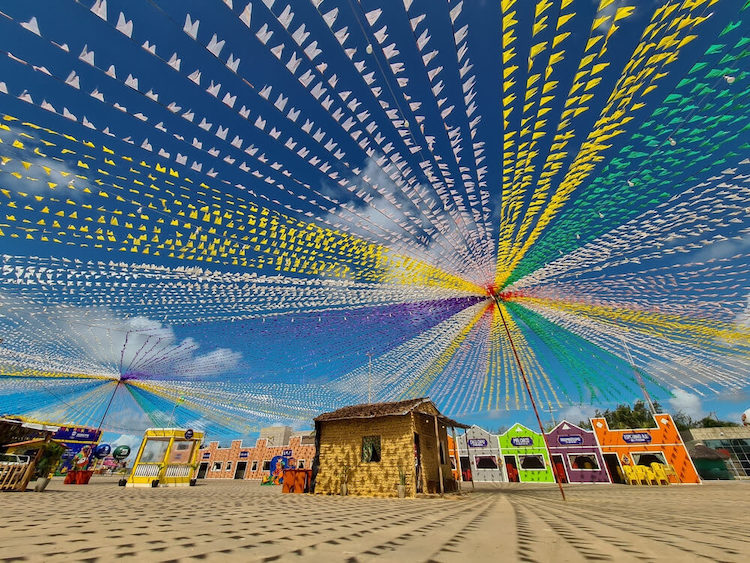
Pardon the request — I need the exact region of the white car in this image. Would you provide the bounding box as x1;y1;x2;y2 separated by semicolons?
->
0;453;30;465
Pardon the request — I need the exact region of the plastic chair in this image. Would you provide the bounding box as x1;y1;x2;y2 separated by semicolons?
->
662;464;679;483
622;465;640;485
636;465;659;485
650;463;670;486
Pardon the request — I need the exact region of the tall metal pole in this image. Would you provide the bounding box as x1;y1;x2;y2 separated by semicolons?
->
491;295;566;501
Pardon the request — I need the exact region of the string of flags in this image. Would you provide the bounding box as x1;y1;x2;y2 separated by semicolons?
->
0;0;747;440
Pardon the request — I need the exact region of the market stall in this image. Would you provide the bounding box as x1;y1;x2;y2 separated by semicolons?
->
545;421;610;484
592;414;700;485
498;423;554;483
455;425;505;483
128;428;203;487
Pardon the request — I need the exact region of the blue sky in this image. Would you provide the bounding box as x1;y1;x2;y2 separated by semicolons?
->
0;0;748;446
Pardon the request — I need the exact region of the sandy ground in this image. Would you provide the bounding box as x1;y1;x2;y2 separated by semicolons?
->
0;477;748;562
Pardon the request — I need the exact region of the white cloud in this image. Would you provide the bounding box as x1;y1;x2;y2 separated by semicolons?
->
109;433;142;461
55;306;241;378
321;155;493;285
559;404;598;424
0;298;241;379
0;124;86;199
668;388;705;419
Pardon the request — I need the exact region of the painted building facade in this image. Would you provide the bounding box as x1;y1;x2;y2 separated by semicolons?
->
198;427;315;481
312;398;466;498
498;423;554;483
592;413;700;484
455;425;506;483
545;421;610;484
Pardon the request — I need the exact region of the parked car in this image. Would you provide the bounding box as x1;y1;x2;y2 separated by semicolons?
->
0;453;30;464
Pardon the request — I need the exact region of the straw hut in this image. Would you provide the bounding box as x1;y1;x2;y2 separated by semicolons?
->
312;398;468;497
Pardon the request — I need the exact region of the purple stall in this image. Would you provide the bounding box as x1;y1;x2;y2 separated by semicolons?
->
545;421;610;484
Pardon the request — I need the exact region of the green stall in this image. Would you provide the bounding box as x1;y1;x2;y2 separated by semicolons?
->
498;423;554;483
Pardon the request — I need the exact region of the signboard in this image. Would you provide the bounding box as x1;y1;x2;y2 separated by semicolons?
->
94;443;111;458
282;449;293;457
112;445;131;461
623;432;652;444
59;443;87;471
53;427;101;442
239;451;249;459
558;435;583;446
467;438;488;448
510;436;533;447
184;428;194;440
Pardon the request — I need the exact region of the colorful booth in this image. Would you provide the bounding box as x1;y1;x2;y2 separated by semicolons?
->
545;421;610;484
592;414;700;485
128;428;203;487
498;424;554;483
456;425;505;483
52;424;102;474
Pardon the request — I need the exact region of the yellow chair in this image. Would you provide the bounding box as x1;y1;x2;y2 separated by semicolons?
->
622;464;640;485
634;464;657;485
650;463;670;486
663;464;680;484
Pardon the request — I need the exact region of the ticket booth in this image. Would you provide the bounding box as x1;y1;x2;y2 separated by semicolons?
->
128;428;203;487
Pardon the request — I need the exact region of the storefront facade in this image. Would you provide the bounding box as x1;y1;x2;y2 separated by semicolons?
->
546;421;610;484
199;428;316;481
592;413;700;484
455;425;505;483
498;423;554;483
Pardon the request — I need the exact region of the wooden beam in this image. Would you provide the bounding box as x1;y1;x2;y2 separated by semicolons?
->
451;426;462;493
433;414;444;496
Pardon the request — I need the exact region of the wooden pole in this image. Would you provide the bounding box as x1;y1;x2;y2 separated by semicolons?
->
433;414;445;496
491;295;566;502
451;426;462;493
464;428;475;489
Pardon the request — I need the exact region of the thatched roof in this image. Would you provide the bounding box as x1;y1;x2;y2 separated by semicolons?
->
315;398;469;428
687;441;730;460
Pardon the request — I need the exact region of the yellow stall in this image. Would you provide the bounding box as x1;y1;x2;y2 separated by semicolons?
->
128;428;203;488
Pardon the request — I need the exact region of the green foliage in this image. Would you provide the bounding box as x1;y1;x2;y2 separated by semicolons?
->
594;400;663;430
673;412;739;431
397;466;407;486
574;400;738;433
34;442;66;478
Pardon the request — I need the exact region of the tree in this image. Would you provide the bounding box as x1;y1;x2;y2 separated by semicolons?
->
594;400;662;430
577;419;593;430
694;416;738;428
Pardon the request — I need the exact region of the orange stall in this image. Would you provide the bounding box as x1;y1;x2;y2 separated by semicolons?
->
591;413;700;485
